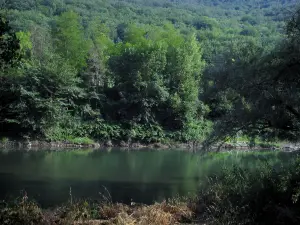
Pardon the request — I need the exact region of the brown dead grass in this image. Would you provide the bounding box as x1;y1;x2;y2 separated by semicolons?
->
98;200;193;225
0;197;193;225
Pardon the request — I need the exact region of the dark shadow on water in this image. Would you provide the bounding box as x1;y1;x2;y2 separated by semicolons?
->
0;149;297;207
0;177;192;207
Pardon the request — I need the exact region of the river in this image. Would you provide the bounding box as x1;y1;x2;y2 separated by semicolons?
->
0;148;296;207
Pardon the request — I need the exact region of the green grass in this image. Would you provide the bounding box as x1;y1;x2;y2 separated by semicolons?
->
224;135;281;149
67;137;95;145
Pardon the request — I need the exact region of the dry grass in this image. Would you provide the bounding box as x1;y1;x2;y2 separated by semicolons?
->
0;196;194;225
98;200;193;225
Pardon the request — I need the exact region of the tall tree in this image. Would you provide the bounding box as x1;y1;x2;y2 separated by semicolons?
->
54;11;91;71
0;15;20;70
107;25;169;123
204;9;300;144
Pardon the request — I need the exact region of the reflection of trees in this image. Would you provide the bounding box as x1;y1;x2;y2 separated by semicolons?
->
0;150;297;204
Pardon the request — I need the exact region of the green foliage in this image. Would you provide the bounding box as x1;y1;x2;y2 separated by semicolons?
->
54;11;91;71
84;119;166;143
193;16;219;30
0;1;299;144
0;15;20;70
241;15;258;25
240;25;258;36
104;24;207;141
68;137;95;145
0;52;84;139
199;158;300;224
16;31;32;58
107;25;169;124
0;137;9;144
129;123;166;143
86;119;124;141
181;119;212;142
203;9;300;144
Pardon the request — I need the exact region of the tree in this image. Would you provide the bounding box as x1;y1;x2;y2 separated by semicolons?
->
204;9;300;145
106;25;169;124
0;15;20;70
0;52;86;139
105;24;209;141
82;20;113;91
16;31;32;59
54;11;91;71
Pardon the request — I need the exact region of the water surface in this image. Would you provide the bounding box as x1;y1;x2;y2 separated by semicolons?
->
0;148;295;207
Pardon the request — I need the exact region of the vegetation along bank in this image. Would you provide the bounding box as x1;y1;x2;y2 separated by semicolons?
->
0;0;300;148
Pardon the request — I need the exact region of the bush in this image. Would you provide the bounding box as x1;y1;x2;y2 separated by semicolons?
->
0;137;9;144
68;137;95;145
0;196;44;225
197;159;300;224
85;119;124;141
129;123;166;143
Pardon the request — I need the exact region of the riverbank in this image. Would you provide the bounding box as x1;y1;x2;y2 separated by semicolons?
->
2;136;298;153
0;138;295;151
0;139;184;150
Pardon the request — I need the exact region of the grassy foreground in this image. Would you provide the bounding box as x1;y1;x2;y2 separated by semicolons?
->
2;157;300;225
0;197;194;225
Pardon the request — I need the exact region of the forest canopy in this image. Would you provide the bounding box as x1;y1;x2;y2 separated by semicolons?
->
0;0;299;146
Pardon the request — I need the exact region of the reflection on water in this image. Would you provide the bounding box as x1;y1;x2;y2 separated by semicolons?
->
0;148;296;207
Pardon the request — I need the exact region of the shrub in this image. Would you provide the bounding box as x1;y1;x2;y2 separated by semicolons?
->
0;137;9;144
68;137;95;145
0;196;44;225
197;159;300;224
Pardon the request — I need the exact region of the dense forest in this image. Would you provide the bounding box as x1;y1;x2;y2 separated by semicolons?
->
0;0;299;145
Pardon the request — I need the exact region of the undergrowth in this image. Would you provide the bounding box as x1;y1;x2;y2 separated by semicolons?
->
197;158;300;225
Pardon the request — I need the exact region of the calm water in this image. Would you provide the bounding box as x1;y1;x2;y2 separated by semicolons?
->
0;148;296;207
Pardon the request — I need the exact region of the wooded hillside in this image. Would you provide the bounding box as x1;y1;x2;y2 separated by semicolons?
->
0;0;299;145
